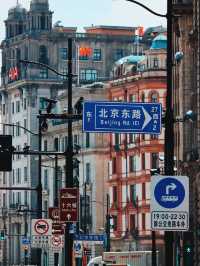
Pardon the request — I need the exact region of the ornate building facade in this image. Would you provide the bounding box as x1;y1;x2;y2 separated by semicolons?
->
107;35;166;264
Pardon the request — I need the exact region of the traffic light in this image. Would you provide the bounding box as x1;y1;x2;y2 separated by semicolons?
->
183;232;194;266
0;135;12;171
0;230;5;240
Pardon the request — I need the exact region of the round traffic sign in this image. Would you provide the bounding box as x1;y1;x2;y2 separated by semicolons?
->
52;236;62;247
154;177;185;208
34;219;49;235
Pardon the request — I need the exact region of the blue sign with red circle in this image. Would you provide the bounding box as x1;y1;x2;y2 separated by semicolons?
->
154;177;185;209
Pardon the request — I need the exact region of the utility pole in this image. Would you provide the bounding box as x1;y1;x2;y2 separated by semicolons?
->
164;1;174;266
37;111;42;266
106;194;110;252
64;38;74;266
54;155;59;266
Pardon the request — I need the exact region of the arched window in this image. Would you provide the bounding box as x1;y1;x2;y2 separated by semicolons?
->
141;93;145;102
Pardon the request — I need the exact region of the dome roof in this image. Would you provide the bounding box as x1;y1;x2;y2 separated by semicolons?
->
8;4;27;20
116;55;145;65
150;34;167;49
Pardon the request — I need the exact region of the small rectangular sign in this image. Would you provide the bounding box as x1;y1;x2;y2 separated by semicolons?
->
74;234;105;242
60;188;79;223
151;176;189;231
83;101;161;134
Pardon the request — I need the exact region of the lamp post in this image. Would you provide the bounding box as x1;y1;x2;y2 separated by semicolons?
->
122;1;173;266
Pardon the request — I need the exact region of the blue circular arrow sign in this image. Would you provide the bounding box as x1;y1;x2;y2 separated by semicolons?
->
154;177;185;208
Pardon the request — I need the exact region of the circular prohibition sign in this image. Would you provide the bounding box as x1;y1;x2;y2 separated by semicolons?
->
52;236;62;247
34;219;49;235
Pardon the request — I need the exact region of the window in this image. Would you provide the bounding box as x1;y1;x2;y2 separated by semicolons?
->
2;104;5;115
60;48;67;60
44;140;48;151
24;191;28;205
17;192;21;204
113;186;117;202
114;49;124;60
60;68;67;80
23;98;27;110
44;169;48;190
129;155;136;172
54;138;59;151
24;167;28;182
142;183;146;200
112;157;117;174
141;153;145;170
80;69;97;81
12;102;15;114
24;119;27;134
65;136;68;150
93;48;101;61
130;214;136;230
85;163;91;184
16;101;20;113
74;134;79;145
129;134;137;144
153;58;159;68
39;45;48;64
141;93;145;102
3;173;6;185
151;153;159;169
12;170;15;185
39;68;48;79
12;192;15;204
86;133;90;148
17;168;21;184
61;138;65;152
142;213;146;230
115;134;120;145
130;184;137;206
16;145;21;159
3;194;6;208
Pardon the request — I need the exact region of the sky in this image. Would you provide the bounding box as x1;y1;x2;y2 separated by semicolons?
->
0;0;167;42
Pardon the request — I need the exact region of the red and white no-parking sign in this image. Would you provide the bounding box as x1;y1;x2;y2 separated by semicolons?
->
51;235;64;251
31;219;52;236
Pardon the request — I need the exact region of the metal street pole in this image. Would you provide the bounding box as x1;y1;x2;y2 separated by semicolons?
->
164;1;174;266
64;37;74;266
54;155;59;266
37;111;43;266
106;194;110;252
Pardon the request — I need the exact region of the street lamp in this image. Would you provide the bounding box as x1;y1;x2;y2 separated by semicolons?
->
119;1;173;266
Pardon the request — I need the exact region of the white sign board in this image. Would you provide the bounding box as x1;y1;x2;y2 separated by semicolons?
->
31;219;52;236
151;175;189;231
50;235;64;252
31;219;52;248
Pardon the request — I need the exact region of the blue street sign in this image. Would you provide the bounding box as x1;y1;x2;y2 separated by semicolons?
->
21;237;31;245
83;101;162;134
154;177;185;209
74;234;105;242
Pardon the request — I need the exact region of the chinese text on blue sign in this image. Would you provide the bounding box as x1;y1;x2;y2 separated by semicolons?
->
83;101;162;134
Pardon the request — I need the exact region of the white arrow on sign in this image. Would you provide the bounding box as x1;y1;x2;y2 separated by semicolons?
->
166;183;176;195
67;214;71;221
142;107;152;130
